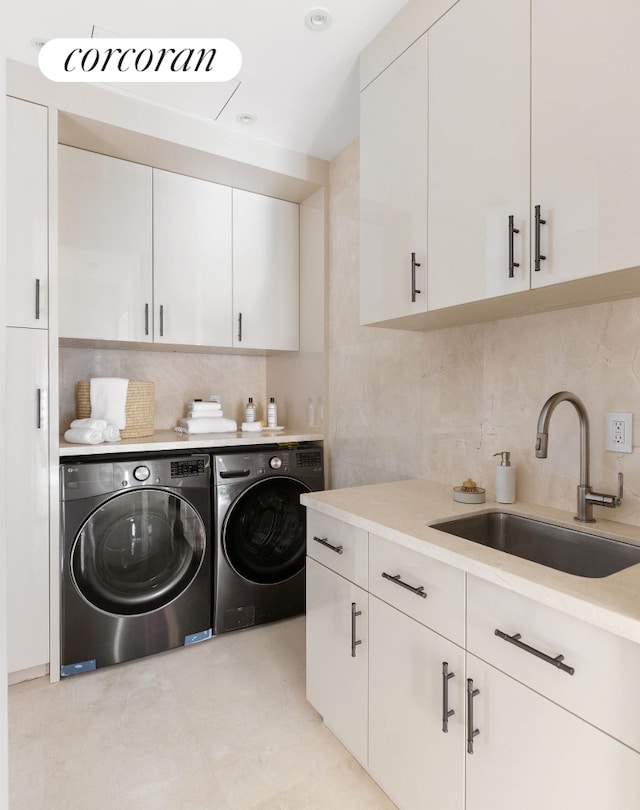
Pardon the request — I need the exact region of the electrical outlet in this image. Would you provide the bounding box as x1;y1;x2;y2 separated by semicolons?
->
605;412;632;453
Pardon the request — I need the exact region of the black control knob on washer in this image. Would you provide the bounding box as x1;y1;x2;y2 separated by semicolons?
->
133;465;151;482
269;457;282;470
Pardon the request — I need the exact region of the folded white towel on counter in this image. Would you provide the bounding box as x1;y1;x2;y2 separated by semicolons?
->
70;417;108;431
102;424;121;442
175;417;238;434
64;428;104;445
189;401;222;413
90;377;129;429
241;421;262;432
187;407;223;418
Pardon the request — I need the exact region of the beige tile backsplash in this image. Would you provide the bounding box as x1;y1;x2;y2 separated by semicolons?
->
328;139;640;527
59;347;266;430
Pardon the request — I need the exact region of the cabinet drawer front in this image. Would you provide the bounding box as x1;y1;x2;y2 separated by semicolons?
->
369;533;465;646
306;510;368;588
467;575;640;752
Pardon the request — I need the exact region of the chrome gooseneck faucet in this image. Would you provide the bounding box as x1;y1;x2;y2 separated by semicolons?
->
535;391;623;522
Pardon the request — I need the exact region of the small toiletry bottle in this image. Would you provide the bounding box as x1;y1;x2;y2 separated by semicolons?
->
245;397;256;423
267;397;278;428
493;451;516;503
306;397;315;427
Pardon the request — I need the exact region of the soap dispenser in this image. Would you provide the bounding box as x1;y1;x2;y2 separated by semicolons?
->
493;451;516;504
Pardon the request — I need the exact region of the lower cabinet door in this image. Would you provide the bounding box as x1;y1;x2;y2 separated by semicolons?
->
466;654;640;810
5;327;50;674
306;557;368;765
369;595;465;810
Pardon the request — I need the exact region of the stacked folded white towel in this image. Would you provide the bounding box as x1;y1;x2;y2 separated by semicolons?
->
175;400;237;434
64;418;121;445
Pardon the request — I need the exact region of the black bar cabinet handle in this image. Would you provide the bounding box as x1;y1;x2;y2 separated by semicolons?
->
144;303;149;336
442;662;455;733
495;629;575;675
313;535;343;555
381;571;427;599
351;602;362;657
534;204;546;271
159;304;164;337
35;278;41;320
37;388;42;429
411;252;421;302
508;216;520;278
238;312;243;342
466;678;480;754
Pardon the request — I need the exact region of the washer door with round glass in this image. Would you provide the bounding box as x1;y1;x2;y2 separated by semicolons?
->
223;478;309;585
71;488;206;616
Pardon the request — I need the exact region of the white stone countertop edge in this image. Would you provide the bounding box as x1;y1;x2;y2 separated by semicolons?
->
301;478;640;646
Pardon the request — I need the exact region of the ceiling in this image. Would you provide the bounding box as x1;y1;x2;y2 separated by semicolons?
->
7;0;412;161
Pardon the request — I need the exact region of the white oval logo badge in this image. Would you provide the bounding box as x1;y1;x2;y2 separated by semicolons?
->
39;38;242;82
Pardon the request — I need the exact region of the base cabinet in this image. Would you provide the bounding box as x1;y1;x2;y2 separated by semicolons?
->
305;557;368;766
466;654;640;810
369;596;464;810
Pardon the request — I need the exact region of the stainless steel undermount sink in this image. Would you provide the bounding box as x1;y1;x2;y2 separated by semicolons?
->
429;511;640;578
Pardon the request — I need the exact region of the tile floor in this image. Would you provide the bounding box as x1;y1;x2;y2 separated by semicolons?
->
8;616;397;809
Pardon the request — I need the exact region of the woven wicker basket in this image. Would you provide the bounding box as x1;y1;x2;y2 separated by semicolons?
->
76;380;155;438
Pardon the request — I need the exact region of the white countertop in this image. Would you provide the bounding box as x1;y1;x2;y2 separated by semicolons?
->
301;478;640;645
59;427;323;456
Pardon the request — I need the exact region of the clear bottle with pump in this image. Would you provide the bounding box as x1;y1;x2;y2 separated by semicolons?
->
493;451;516;503
267;397;278;428
245;397;256;423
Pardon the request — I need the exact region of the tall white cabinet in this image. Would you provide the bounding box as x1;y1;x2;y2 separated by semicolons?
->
58;145;153;342
360;33;428;324
232;189;300;351
153;169;233;347
5;97;51;676
427;0;530;310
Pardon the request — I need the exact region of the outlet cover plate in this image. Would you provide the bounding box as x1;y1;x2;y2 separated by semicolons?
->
605;412;632;453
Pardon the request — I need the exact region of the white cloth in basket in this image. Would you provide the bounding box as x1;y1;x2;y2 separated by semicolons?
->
90;378;129;429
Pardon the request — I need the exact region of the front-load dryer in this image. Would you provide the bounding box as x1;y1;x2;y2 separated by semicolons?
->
60;453;212;676
212;443;324;634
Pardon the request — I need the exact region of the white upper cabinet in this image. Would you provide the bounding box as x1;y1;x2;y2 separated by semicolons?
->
153;169;233;347
58;145;153;342
6;97;49;328
360;33;428;324
232;189;299;351
428;0;530;310
531;0;640;287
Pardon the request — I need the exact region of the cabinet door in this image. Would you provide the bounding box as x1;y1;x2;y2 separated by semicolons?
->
153;169;233;347
232;189;299;351
466;654;640;810
6;97;49;328
531;0;640;287
369;596;465;810
5;328;50;673
58;146;153;342
306;558;368;765
360;33;428;324
428;0;530;310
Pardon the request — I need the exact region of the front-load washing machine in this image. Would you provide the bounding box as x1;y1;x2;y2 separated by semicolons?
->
212;443;324;634
60;453;212;676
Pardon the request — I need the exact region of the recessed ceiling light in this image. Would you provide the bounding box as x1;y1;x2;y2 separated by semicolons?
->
236;112;257;125
305;8;332;31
